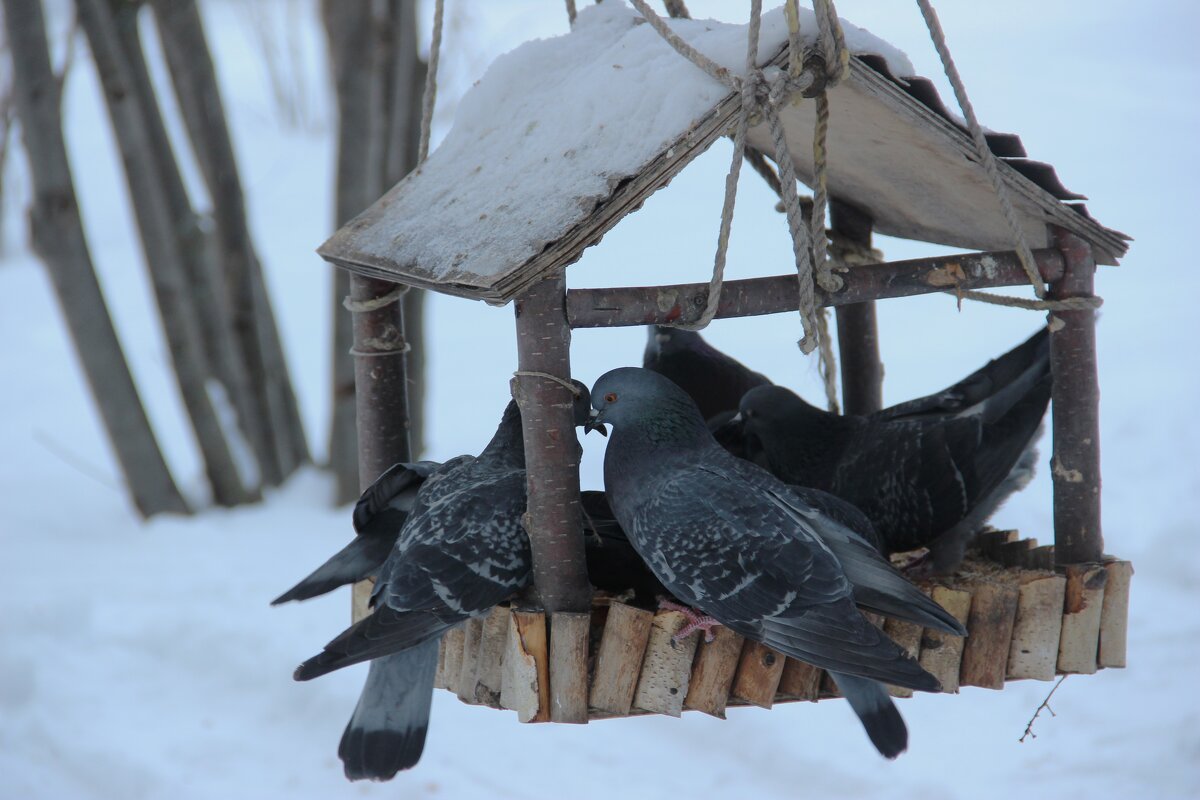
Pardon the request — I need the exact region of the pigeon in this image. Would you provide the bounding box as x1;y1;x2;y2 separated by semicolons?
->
726;329;1051;573
643;325;770;420
584;486;964;637
588;367;946;759
284;384;634;780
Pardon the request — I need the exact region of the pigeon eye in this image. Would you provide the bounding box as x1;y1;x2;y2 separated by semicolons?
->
604;392;618;403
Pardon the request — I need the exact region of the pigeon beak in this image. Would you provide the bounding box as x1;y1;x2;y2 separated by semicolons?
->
584;408;608;437
728;412;743;424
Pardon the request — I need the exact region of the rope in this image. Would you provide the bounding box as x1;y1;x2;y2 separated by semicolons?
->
917;0;1105;314
633;0;849;382
417;0;445;164
349;333;411;357
513;371;582;397
342;285;408;312
672;0;761;331
627;0;738;91
916;0;1043;299
946;288;1102;312
813;0;849;84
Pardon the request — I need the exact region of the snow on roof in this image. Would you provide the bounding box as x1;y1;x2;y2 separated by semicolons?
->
320;2;1127;303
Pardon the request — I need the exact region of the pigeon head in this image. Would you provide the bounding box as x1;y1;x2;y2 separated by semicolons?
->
587;367;709;442
569;379;605;435
739;385;827;432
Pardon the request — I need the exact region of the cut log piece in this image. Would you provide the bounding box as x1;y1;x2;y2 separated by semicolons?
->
474;606;510;707
1057;563;1108;674
976;530;1019;560
501;610;549;723
1007;574;1067;680
549;612;590;723
777;659;823;701
883;616;925;698
1098;560;1133;668
684;625;744;718
589;602;654;716
456;617;484;704
960;581;1020;689
632;611;700;717
438;625;466;693
917;586;972;693
731;641;786;709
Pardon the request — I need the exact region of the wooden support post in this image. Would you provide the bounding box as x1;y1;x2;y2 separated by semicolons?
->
351;275;413;484
349;273;412;623
513;272;591;724
1048;227;1103;566
831;200;883;415
512;273;592;614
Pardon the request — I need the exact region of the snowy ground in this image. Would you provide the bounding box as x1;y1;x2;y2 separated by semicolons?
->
2;1;1199;798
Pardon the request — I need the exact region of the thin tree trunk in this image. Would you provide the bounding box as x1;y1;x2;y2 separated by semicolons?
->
76;0;257;506
383;0;426;460
324;0;423;503
113;3;280;493
3;0;190;517
150;0;310;484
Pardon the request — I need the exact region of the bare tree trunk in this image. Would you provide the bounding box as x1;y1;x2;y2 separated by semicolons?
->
382;0;427;460
3;0;190;517
323;0;425;504
150;0;310;484
111;3;279;496
76;0;257;506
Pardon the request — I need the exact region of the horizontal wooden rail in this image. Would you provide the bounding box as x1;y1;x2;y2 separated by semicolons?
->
566;248;1065;329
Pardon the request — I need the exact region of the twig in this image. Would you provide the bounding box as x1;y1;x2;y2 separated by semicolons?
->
1019;675;1067;742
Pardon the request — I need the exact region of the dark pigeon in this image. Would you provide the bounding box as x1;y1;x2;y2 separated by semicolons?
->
292;399;532;779
643;325;771;421
728;330;1051;573
284;385;636;780
588;367;946;759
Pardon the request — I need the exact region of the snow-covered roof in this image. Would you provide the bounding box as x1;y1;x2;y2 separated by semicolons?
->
319;3;1128;304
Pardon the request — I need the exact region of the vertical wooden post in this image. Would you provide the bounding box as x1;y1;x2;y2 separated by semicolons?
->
350;273;412;620
511;273;592;615
1047;227;1103;565
351;275;413;485
831;200;883;415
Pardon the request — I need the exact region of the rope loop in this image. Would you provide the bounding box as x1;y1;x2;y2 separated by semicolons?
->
513;371;582;396
342;285;409;313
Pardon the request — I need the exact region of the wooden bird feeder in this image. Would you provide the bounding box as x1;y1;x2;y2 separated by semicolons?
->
319;5;1132;725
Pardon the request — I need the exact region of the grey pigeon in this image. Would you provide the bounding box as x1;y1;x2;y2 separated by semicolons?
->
294;399;531;778
286;386;625;780
728;330;1051;573
588;367;945;759
643;325;771;421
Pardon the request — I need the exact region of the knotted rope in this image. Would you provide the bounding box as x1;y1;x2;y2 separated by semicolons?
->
629;0;847;409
